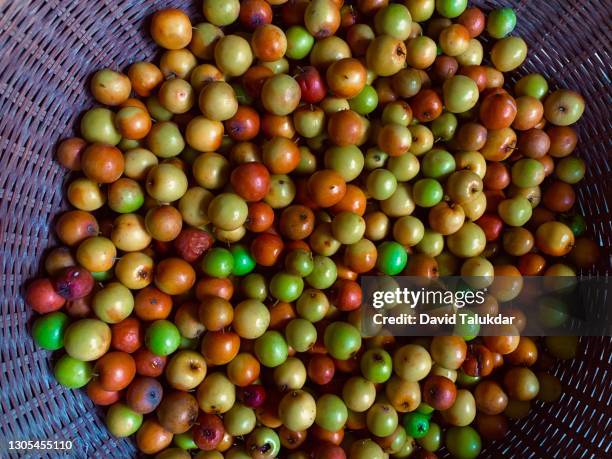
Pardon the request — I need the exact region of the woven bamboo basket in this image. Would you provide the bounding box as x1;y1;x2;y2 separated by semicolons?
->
0;0;610;458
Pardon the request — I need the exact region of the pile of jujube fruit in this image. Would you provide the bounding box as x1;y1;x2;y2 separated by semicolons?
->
25;0;601;458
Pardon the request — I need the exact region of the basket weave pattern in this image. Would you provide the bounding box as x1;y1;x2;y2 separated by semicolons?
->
0;0;610;458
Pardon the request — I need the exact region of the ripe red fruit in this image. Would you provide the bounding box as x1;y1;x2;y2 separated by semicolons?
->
422;375;458;410
295;66;327;104
308;355;336;385
410;89;443;122
239;0;273;30
247;201;275;233
94;351;137;391
192;413;225;451
86;379;122;406
111;318;143;353
251;233;284;266
462;344;494;377
237;384;267;408
174;228;214;263
25;278;66;313
314;442;347;459
476;214;504;241
225;105;261;141
328;279;362;311
231;162;271;202
134;347;167;377
53;266;94;300
480;92;517;130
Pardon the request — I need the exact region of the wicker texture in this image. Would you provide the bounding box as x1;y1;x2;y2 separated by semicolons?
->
0;0;610;458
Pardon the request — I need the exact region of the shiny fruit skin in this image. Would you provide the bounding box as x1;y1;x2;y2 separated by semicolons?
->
308;170;347;208
225;105;261;141
145;320;181;356
439;24;471;57
480;92;517;130
193;413;225;451
214;35;254;78
81;144;125;184
111;317;143;354
491;36;527;72
378;124;413;157
106;403;143;438
201;330;240;366
430;336;467;370
251;233;284;266
54;355;93;388
252;24;287;62
255;331;289;368
513;96;544;130
535;221;575;256
261;74;302;116
150;9;192;50
324;322;362;360
475;214;503;242
442;75;479;113
128;62;163;97
544;89;585;126
157;391;199;434
91;69;131;106
367;35;408;76
326;58;367;98
422;375;457;411
32;311;69;350
134;348;167;377
295;66;327;104
411;89;443;123
64;318;111;362
247;202;275;233
154;258;196;295
26;278;66;314
80;108;121;145
458;7;485;37
376;241;408;275
231;162;271;202
305;0;341;39
263;137;301;175
462;344;494;377
136;419;173;455
436;0;468;18
503;367;540;401
243;65;275;99
286;25;315;60
86;379;121;406
327;110;366;146
95;351;136;391
547;126;577;157
487;7;517;39
227;354;261;388
134;286;172;321
308;354;336;385
405;36;437;70
56;137;86;171
543;181;576;213
55;210;100;246
446;426;482;459
199;81;238;122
